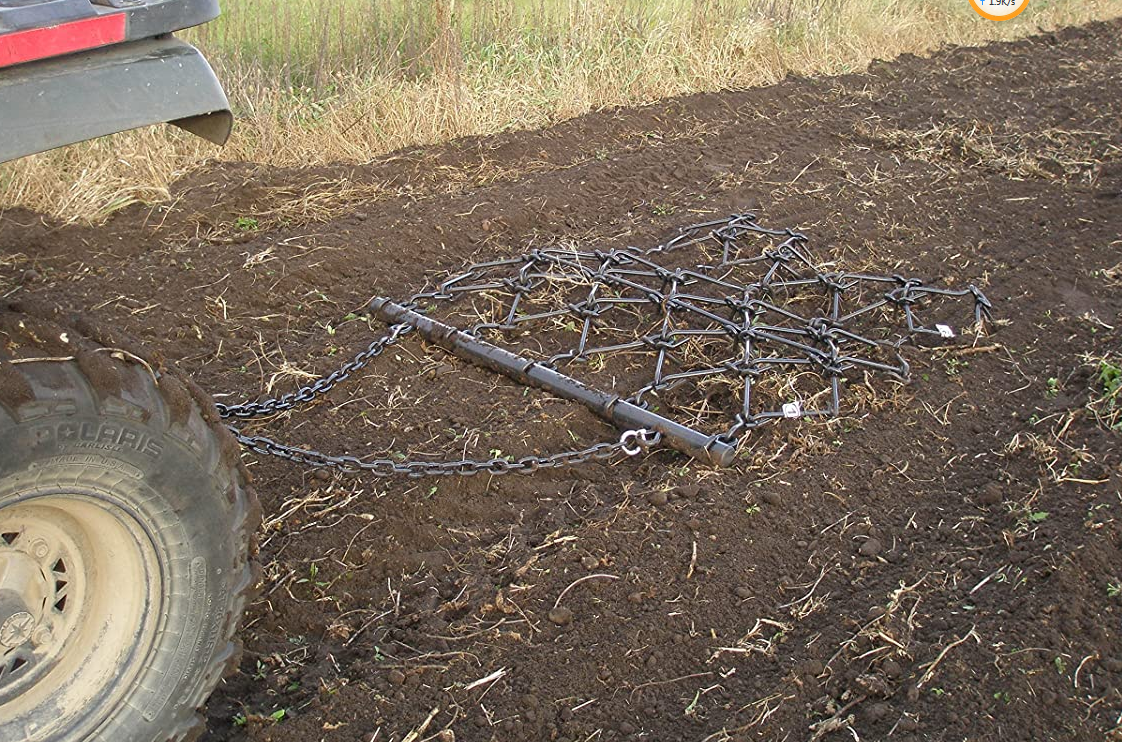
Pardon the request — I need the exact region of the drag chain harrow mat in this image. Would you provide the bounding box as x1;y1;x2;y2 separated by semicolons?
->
218;214;993;474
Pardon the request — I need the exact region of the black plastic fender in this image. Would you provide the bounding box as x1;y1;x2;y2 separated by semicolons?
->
0;36;232;163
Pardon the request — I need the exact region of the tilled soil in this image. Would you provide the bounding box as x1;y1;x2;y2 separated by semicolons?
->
2;19;1121;742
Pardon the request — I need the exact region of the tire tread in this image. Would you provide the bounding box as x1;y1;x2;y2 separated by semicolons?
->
0;303;260;742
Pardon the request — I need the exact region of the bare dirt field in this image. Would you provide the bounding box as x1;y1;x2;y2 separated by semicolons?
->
2;19;1121;742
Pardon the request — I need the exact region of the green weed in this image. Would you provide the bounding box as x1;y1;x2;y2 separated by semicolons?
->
1092;358;1122;430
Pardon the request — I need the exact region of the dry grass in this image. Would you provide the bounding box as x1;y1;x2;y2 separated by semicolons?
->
2;0;1121;222
863;123;1120;181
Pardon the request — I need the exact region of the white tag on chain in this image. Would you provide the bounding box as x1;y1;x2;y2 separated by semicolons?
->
936;324;956;339
782;401;803;419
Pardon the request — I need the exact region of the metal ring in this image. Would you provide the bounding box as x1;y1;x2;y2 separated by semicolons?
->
619;430;642;456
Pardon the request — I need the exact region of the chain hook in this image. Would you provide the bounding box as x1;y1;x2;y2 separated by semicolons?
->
620;428;659;456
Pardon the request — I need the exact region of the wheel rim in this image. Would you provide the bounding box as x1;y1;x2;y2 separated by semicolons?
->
0;494;162;740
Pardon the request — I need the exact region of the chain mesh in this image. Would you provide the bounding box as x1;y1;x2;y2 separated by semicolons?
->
404;214;991;439
218;213;992;474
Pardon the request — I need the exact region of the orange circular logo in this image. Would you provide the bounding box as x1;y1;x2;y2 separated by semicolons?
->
969;0;1030;21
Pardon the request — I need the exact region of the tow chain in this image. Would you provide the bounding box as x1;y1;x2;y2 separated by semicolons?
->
231;427;661;477
216;303;662;476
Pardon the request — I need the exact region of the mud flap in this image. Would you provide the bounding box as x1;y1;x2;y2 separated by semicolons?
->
0;36;231;163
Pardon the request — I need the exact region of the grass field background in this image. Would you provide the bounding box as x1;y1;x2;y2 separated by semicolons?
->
4;0;1121;221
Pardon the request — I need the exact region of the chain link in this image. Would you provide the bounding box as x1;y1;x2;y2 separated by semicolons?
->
229;426;660;477
216;303;662;475
216;321;414;420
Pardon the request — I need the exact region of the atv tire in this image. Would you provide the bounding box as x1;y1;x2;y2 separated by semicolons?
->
0;304;259;742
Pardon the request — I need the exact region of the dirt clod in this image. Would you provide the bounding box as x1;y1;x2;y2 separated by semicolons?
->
548;607;574;626
674;484;700;499
858;538;883;557
979;483;1003;504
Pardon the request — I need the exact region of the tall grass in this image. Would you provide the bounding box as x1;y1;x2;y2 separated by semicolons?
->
190;0;833;89
3;0;1120;222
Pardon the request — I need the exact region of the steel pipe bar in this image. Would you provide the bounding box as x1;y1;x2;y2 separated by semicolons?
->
370;297;737;467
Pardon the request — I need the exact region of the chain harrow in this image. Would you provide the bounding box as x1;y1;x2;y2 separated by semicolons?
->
218;214;992;476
